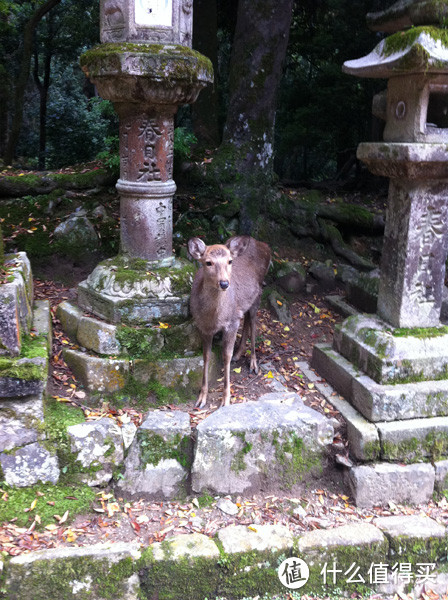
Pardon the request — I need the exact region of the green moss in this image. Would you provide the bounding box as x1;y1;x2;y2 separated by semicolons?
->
80;43;213;84
384;532;448;565
383;26;448;57
272;431;323;489
230;432;253;473
116;325;161;360
0;334;48;381
0;482;96;530
5;549;138;600
393;325;448;338
381;431;448;463
138;431;192;470
363;440;382;462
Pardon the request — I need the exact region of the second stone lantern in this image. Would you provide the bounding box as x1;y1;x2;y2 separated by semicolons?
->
57;0;214;399
312;1;448;507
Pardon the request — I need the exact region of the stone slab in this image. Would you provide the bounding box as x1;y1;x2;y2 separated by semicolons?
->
151;533;220;561
334;314;448;385
67;417;124;486
5;542;141;600
378;416;448;462
63;348;129;393
0;442;60;487
297;522;386;555
324;295;359;319
56;301;83;339
32;299;52;351
134;354;217;400
0;394;45;452
312;344;448;422
0;356;47;397
77;315;121;355
434;459;448;493
218;524;293;554
191;392;333;495
374;515;447;562
347;462;435;508
116;410;191;499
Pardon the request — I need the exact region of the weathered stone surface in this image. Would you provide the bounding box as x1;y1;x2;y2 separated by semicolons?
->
122;422;137;450
0;253;33;356
67;417;124;486
325;392;380;461
116;410;191;499
33;299;52;350
324;295;359;319
218;524;293;554
192;392;333;495
312;343;448;422
297;522;386;556
77;258;193;324
63;348;129;394
217;497;239;516
334;314;448;385
309;261;336;288
0;442;59;487
133;354;217;400
346;270;379;313
374;515;447;562
347;463;435;508
77;316;121;355
378;417;448;462
151;533;219;562
275;261;306;294
53;215;100;258
267;290;292;324
0;394;45;452
434;459;448;492
0;356;47;398
56;301;83;339
5;542;141;600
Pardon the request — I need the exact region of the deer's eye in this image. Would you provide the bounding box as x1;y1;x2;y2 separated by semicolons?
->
228;259;233;265
206;261;212;267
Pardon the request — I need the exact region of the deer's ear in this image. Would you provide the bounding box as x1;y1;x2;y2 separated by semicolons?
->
226;236;250;259
188;238;207;260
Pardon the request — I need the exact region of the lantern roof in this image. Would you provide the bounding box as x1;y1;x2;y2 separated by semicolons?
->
343;28;448;78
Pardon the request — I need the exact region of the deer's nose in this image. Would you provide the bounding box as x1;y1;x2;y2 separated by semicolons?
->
219;280;229;290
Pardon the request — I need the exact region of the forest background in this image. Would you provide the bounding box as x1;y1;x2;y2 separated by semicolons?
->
0;0;392;190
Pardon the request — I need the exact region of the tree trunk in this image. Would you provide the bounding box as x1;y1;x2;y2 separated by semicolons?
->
33;13;54;171
209;0;294;233
3;0;61;166
192;0;220;147
223;0;293;175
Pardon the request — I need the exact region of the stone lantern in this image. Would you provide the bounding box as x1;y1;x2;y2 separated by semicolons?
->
56;1;214;402
312;1;448;507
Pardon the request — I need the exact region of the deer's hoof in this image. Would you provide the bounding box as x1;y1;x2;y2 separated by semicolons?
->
195;396;207;409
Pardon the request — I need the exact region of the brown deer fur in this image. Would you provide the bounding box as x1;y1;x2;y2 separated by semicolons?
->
188;236;271;408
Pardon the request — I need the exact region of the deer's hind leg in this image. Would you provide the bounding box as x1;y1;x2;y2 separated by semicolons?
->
248;298;261;374
232;313;250;362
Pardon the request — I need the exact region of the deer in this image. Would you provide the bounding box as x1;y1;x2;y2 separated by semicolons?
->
188;235;271;409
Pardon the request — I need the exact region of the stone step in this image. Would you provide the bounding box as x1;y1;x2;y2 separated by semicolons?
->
312;343;448;422
334;314;448;385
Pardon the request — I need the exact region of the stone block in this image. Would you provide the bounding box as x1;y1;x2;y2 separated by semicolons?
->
334;314;448;385
5;542;141;600
0;253;33;357
33;299;52;352
133;354;217;401
275;261;306;294
0;394;45;452
67;417;124;486
312;343;448;422
378;416;448;462
191;392;333;495
77;315;121;355
296;523;388;590
374;515;447;562
0;442;60;487
434;459;448;492
325;393;380;461
151;533;220;562
56;301;83;339
218;524;293;554
0;356;47;397
324;295;359;319
347;462;435;508
116;410;191;499
63;348;129;394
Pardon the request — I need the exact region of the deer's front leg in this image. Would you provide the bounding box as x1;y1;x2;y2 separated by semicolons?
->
196;333;213;408
222;328;238;407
